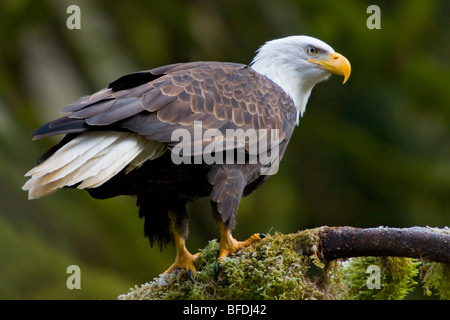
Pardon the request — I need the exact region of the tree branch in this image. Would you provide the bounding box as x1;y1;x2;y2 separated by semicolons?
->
319;226;450;264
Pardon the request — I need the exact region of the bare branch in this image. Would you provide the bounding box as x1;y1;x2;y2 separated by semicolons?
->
319;226;450;264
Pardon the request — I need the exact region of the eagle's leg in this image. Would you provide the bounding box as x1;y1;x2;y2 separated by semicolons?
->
216;222;265;273
162;214;198;283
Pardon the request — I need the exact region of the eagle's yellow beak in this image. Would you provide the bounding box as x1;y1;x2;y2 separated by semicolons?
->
308;52;351;84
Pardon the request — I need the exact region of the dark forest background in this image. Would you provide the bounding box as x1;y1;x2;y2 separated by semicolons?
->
0;0;448;299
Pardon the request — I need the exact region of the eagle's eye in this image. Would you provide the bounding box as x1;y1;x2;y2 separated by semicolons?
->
305;46;319;56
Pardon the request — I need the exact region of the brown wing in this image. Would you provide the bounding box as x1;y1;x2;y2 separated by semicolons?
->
33;62;296;155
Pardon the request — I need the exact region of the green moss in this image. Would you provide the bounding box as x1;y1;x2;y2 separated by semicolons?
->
216;231;322;299
118;229;326;300
342;257;420;300
117;228;449;300
421;262;450;300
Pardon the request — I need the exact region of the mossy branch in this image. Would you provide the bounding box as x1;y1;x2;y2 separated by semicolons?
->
119;226;450;300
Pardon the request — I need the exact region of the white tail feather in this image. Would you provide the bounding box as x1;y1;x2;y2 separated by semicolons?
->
22;132;166;199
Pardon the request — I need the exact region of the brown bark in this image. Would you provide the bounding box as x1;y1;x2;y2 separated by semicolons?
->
319;226;450;264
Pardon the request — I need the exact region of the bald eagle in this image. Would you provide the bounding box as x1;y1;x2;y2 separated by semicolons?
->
23;36;350;281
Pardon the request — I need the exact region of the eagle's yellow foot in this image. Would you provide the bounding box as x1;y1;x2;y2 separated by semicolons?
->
163;219;199;283
215;223;265;277
163;252;199;282
163;250;199;283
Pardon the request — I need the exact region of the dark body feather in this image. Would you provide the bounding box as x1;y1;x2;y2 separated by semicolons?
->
31;62;297;248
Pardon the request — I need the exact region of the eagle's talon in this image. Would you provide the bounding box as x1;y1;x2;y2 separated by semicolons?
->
187;269;195;284
214;263;222;280
162;256;198;280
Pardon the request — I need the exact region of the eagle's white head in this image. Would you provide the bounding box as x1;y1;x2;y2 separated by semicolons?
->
250;35;351;122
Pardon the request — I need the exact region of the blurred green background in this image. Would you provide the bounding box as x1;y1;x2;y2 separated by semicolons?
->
0;0;448;299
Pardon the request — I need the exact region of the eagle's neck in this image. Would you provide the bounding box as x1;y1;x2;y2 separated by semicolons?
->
251;56;324;125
